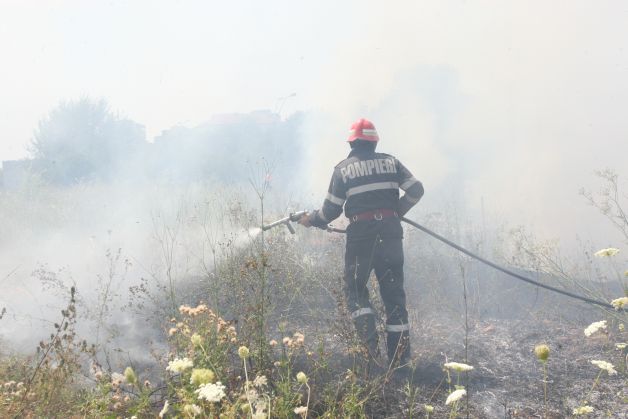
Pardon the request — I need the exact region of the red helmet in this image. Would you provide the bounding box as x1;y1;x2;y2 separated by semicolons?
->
347;118;379;142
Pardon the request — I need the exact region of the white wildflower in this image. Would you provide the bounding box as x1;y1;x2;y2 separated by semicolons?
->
445;388;467;405
616;343;627;350
166;357;193;373
183;404;203;417
573;405;594;415
591;360;617;375
594;247;620;257
444;362;474;372
294;406;308;416
424;404;434;413
610;297;628;309
253;375;268;387
584;320;607;337
159;400;169;418
195;381;226;402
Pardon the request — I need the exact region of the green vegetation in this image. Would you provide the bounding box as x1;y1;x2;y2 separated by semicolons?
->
0;172;626;417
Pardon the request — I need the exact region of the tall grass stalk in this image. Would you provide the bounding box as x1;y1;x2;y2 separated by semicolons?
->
248;159;272;369
459;263;470;419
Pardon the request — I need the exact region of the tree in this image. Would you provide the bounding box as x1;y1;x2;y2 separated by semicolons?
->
30;98;146;184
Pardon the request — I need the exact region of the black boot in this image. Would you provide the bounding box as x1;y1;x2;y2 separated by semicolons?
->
354;314;379;359
386;330;410;368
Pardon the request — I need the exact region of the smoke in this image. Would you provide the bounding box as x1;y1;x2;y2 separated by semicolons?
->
0;181;261;363
298;1;628;247
1;1;627;375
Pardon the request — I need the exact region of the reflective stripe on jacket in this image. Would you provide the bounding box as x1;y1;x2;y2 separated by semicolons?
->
311;148;424;228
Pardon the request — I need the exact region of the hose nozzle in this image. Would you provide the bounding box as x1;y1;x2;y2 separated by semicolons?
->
262;210;308;234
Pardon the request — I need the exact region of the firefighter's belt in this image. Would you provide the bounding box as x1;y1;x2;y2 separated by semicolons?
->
349;209;398;223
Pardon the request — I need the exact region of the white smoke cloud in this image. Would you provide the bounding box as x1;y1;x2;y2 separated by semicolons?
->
300;1;628;245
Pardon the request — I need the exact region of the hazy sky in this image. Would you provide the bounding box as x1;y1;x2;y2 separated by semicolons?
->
1;0;628;245
0;0;344;157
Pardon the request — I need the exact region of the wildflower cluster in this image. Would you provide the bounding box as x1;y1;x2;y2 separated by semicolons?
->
1;381;34;401
179;303;210;316
167;357;194;374
444;362;474;372
573;405;594;415
282;331;305;350
593;247;620;257
170;304;238;345
445;388;466;405
584;320;607;337
590;360;617;375
610;296;628;309
442;360;472;415
195;381;226;402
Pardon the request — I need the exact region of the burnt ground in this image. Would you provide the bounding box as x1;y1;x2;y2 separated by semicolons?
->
291;261;628;419
409;314;626;418
310;309;627;418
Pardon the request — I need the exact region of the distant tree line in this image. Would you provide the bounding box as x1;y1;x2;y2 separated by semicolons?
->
25;97;304;187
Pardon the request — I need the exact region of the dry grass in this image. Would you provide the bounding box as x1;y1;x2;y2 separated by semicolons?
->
0;179;627;417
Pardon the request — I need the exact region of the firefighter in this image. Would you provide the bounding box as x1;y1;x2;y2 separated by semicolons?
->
299;118;424;370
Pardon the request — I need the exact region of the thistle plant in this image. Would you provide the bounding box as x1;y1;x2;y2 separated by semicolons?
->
534;344;550;415
295;371;310;419
238;345;254;416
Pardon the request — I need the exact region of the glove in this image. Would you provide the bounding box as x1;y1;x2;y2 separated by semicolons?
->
298;212;314;228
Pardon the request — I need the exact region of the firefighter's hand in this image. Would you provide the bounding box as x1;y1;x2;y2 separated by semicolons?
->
298;213;313;228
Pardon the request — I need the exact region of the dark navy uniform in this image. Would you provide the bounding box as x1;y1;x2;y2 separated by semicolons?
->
310;145;424;365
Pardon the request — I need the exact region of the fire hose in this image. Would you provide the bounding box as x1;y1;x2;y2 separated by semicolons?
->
262;212;626;312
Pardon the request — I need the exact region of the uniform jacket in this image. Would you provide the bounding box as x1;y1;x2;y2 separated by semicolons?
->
311;146;424;237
